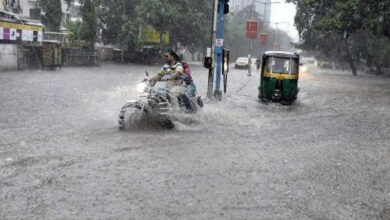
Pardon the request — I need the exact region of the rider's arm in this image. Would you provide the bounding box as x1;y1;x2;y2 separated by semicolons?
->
148;74;160;86
148;68;165;84
170;65;184;80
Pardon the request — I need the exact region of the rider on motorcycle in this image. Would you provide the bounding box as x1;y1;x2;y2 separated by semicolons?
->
148;50;184;88
148;50;196;112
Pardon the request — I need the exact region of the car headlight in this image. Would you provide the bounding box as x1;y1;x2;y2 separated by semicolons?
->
300;66;308;73
137;82;147;93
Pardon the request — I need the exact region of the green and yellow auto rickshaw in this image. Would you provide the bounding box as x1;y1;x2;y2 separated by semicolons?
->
258;51;300;104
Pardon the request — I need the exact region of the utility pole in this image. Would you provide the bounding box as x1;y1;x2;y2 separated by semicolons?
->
247;0;280;76
247;0;255;76
213;0;229;100
207;0;219;99
270;21;288;49
260;1;280;28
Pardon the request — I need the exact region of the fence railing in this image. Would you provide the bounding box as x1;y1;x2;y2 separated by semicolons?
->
62;48;100;66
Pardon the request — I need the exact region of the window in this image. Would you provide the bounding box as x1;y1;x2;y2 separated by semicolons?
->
265;57;298;74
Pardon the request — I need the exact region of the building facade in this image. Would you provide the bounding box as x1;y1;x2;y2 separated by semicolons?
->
1;0;80;24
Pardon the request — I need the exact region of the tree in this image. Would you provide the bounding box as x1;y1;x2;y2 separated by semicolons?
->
64;17;84;47
40;0;62;31
167;0;213;59
138;0;182;49
99;0;141;62
80;0;98;49
287;0;390;75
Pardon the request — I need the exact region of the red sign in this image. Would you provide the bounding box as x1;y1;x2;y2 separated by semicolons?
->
259;33;268;45
246;21;258;39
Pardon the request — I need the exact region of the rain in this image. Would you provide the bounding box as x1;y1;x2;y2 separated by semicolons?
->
1;0;390;219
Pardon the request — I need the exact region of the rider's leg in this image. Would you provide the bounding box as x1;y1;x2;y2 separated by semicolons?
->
184;83;197;113
186;83;196;97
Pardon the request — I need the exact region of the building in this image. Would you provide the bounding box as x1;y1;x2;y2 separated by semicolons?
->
0;0;4;10
66;0;81;22
230;0;272;25
0;9;44;70
1;0;81;25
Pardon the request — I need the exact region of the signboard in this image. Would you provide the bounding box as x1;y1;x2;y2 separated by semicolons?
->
246;20;258;39
215;38;224;47
3;28;10;40
37;31;43;42
0;21;43;31
259;33;268;45
0;21;43;42
141;25;169;44
22;30;34;41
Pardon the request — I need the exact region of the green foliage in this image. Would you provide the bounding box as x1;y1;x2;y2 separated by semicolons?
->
80;0;98;49
98;0;212;56
288;0;390;74
138;0;180;35
99;0;142;51
40;0;62;31
64;17;86;47
169;0;212;53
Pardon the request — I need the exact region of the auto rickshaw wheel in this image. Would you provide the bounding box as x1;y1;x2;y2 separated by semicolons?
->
281;100;294;105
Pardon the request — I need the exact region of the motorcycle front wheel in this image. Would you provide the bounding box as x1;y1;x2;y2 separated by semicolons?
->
118;106;144;130
159;117;174;129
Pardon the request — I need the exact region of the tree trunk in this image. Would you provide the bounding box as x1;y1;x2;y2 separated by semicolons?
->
159;32;163;52
121;43;124;63
375;62;383;75
348;59;357;76
345;39;357;76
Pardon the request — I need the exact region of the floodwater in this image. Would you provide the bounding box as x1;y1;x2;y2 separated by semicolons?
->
1;63;389;219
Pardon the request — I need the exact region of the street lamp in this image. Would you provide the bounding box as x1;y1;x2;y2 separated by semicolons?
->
247;0;280;76
270;21;289;49
256;1;281;27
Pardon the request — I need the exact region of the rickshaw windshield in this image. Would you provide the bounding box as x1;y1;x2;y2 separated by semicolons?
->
265;57;298;74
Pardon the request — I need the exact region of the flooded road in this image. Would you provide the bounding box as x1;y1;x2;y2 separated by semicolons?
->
1;63;389;219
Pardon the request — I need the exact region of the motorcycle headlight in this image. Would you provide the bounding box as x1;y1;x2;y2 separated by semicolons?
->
137;82;147;93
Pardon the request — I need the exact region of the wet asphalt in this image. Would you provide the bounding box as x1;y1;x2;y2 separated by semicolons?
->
0;63;389;219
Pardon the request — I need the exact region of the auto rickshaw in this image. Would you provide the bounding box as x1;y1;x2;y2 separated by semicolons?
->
258;51;300;104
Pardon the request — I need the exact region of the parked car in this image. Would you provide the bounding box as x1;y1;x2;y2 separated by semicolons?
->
235;57;249;69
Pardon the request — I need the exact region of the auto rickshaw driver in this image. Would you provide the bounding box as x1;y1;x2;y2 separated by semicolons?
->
268;58;290;74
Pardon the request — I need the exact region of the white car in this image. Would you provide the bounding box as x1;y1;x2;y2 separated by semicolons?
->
235;57;249;69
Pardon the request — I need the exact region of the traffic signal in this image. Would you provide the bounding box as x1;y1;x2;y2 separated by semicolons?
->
218;0;229;14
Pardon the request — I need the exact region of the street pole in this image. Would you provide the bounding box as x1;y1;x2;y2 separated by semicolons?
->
263;2;267;28
247;0;255;77
214;0;225;100
207;0;219;99
275;22;279;46
264;1;280;27
270;21;287;50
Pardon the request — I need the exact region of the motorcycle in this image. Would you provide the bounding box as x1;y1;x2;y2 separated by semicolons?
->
118;72;204;129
